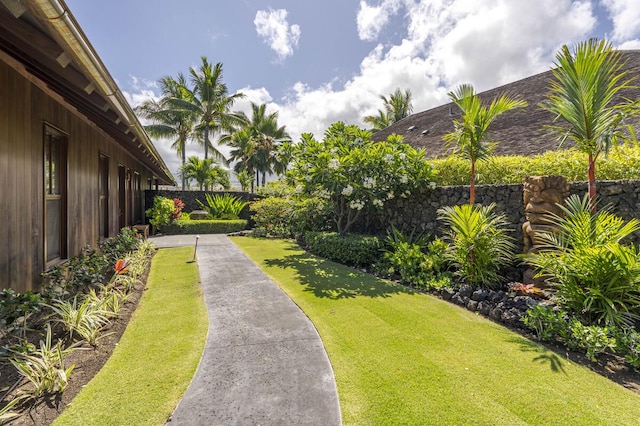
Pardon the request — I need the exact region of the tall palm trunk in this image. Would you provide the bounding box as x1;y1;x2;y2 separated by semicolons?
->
469;160;476;205
588;154;597;213
181;140;186;191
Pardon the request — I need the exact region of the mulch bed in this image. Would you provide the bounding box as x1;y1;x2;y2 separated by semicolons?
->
0;279;146;425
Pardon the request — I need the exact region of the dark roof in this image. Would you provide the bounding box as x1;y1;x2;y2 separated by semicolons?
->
373;50;640;158
0;0;174;184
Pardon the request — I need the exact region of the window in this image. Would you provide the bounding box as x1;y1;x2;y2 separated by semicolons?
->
44;125;67;266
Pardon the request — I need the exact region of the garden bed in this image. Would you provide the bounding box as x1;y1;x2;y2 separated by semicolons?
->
160;219;248;235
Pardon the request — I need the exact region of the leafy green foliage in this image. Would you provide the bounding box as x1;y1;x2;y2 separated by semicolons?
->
288;122;434;234
524;194;640;327
98;228;140;265
438;203;515;288
47;296;111;346
0;290;43;332
161;219;248;234
146;196;176;228
304;231;382;266
197;193;248;220
429;145;640;186
8;324;75;397
251;196;332;238
382;228;450;289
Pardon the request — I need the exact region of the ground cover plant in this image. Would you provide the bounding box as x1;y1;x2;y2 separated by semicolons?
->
52;247;207;425
233;237;640;425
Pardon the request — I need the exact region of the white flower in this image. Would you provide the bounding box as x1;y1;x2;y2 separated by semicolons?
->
318;189;331;199
349;199;365;210
384;154;394;163
363;177;376;189
328;159;340;170
341;185;354;196
399;152;406;160
429;182;437;189
295;185;303;193
330;147;338;154
305;175;312;182
387;191;394;200
400;175;408;184
372;199;384;208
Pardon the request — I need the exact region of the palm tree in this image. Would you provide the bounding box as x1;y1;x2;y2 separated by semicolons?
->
444;84;527;204
180;156;229;191
177;57;246;165
226;103;290;189
136;74;196;190
363;88;413;131
235;170;253;192
543;39;636;211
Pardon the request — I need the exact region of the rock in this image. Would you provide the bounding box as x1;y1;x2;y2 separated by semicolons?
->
190;210;209;220
478;301;491;316
459;285;473;298
466;300;479;312
441;288;455;301
471;289;489;302
489;308;503;321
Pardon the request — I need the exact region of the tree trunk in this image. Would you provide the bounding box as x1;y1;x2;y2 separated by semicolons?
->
204;127;209;191
470;160;476;205
588;154;597;213
181;140;186;191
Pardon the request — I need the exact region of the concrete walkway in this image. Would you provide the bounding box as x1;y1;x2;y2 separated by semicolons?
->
150;235;341;426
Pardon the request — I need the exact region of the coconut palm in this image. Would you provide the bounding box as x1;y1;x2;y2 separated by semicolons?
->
363;88;413;131
543;39;636;211
227;128;258;192
444;84;527;204
176;57;246;166
136;74;196;190
180;156;229;191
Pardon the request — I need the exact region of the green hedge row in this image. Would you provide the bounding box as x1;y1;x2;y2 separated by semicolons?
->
304;231;382;266
160;219;248;235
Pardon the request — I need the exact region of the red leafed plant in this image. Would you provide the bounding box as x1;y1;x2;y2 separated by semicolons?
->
172;198;185;220
508;282;544;297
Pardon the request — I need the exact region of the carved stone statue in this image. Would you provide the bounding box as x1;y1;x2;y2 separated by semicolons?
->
522;175;569;285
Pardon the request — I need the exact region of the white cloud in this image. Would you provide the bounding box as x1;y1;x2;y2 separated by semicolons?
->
602;0;640;43
270;0;598;143
356;0;402;41
254;9;301;61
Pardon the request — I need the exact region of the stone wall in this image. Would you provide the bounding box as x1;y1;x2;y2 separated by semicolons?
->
362;179;640;252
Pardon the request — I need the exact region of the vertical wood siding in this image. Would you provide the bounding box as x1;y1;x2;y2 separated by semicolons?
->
0;60;156;292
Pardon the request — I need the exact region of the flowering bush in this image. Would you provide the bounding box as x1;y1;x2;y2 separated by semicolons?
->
287;122;434;234
146;196;175;229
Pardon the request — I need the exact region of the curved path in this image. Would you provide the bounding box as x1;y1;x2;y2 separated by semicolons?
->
151;235;341;426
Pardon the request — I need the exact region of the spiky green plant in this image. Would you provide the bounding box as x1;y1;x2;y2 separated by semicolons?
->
47;296;111;346
438;203;515;287
9;324;75;397
525;194;640;327
197;193;248;220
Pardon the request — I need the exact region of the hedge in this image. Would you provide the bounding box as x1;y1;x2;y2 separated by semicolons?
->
160;219;248;235
303;231;382;266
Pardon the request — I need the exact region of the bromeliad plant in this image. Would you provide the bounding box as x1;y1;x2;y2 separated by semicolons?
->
438;203;515;288
524;194;640;327
288;122;434;235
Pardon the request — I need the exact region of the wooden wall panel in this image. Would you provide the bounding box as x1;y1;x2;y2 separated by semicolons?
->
0;59;161;293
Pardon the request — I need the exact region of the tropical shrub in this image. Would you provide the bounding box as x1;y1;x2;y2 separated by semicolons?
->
288;122;434;235
382;228;450;289
304;231;382;266
0;290;43;334
146;196;176;228
47;296;111;346
162;219;248;235
251;195;332;238
197;193;248;220
438;203;515;288
524;194;640;327
98;228;140;264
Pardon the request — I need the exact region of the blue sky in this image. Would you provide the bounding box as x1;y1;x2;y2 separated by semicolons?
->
65;0;640;179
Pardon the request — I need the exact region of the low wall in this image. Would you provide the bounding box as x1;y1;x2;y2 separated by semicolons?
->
362;179;640;251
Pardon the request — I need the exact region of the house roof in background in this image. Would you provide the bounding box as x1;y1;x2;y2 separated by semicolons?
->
0;0;175;184
373;50;640;159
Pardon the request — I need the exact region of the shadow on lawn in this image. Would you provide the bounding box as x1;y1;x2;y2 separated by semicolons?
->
507;335;567;374
264;248;415;300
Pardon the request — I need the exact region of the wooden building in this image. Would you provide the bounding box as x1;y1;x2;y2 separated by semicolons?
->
0;0;174;292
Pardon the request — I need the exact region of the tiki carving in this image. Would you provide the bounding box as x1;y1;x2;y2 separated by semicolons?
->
522;175;569;285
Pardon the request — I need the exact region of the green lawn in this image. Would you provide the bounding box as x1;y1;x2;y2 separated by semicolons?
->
54;247;208;426
232;237;640;425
